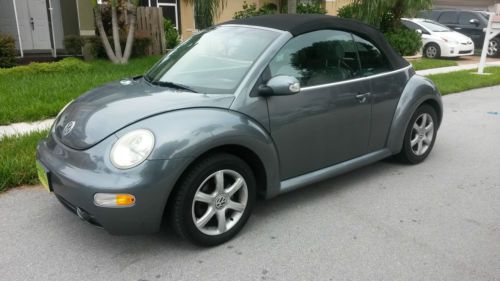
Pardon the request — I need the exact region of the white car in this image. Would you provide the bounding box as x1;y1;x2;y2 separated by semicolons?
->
402;18;475;59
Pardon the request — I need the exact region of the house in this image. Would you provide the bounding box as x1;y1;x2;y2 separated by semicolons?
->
0;0;95;57
0;0;350;58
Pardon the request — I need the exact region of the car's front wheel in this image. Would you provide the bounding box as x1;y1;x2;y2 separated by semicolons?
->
424;43;441;59
397;104;438;164
170;153;256;246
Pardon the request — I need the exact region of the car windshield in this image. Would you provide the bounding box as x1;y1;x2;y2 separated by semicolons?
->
144;26;280;95
419;20;451;32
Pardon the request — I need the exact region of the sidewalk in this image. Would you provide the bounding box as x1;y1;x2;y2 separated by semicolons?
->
416;61;500;76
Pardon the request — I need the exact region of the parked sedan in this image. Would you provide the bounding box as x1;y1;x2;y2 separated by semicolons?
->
402;18;474;58
37;15;442;246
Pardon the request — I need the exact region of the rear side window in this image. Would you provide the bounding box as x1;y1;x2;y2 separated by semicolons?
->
438;11;458;24
268;30;361;87
458;12;482;26
352;34;390;76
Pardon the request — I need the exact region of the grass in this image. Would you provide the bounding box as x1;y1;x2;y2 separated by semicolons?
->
411;58;458;71
0;56;160;125
428;67;500;95
0;130;48;192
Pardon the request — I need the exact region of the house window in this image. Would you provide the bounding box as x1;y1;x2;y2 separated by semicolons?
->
139;0;179;29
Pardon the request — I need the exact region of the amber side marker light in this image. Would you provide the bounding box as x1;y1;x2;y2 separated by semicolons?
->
94;193;136;207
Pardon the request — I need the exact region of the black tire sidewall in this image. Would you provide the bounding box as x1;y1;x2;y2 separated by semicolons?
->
400;105;438;164
173;153;256;246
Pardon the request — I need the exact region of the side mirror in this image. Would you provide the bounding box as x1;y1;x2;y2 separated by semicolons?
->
259;75;300;96
469;19;480;26
416;29;423;35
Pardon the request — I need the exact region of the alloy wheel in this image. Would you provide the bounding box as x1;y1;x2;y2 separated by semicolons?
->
410;113;434;156
488;40;498;56
426;46;437;58
191;169;248;236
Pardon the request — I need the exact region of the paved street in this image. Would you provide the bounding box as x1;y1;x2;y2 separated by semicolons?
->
1;86;500;281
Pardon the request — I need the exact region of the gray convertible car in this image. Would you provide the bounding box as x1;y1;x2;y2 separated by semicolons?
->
37;15;442;246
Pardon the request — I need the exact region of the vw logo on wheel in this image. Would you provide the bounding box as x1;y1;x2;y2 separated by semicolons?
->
214;195;228;209
62;121;76;136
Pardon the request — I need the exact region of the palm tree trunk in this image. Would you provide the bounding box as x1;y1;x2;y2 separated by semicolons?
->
93;6;119;63
288;0;297;14
121;3;137;64
111;5;123;60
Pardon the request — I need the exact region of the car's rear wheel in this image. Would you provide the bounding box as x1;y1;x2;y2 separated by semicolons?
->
424;43;441;59
170;153;256;246
487;38;500;57
396;104;437;164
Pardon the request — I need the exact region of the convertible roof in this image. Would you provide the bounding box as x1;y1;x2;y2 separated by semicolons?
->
222;14;409;70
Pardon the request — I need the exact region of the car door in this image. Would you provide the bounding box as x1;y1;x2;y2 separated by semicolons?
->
351;34;408;151
265;30;371;180
457;12;485;46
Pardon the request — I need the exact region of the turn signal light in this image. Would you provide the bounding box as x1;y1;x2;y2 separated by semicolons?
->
94;193;136;207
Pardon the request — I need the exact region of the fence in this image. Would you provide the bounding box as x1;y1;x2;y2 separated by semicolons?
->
136;7;166;55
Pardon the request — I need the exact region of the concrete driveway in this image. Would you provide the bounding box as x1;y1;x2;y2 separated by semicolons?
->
1;87;499;281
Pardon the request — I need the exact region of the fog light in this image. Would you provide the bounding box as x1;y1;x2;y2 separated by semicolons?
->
94;193;136;207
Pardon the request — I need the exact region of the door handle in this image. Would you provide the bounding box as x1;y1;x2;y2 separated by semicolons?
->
455;27;462;30
355;92;371;103
30;17;34;30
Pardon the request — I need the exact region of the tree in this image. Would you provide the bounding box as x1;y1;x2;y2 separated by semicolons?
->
352;0;432;30
91;0;139;64
186;0;227;30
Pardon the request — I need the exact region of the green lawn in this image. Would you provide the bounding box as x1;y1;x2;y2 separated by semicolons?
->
0;130;48;192
0;56;160;125
428;67;500;95
411;58;458;71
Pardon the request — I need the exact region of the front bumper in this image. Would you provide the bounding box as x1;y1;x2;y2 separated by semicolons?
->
36;133;191;235
441;42;474;57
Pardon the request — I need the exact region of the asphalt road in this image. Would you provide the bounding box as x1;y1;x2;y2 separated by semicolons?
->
1;86;500;281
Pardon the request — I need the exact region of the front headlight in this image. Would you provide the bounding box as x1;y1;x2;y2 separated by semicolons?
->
110;129;155;169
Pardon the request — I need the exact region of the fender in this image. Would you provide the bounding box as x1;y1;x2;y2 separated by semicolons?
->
118;107;281;198
386;74;443;154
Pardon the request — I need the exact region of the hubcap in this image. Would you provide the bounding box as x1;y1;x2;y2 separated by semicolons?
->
426;46;437;58
410;113;434;156
488;41;498;56
191;170;248;236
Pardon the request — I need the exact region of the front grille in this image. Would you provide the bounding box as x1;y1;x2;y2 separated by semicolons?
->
459;50;472;54
55;194;102;227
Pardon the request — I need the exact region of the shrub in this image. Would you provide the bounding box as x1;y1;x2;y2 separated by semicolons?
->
233;1;277;19
164;19;180;49
297;2;326;14
0;34;17;68
63;35;84;55
0;57;90;75
337;2;360;19
384;27;422;56
81;36;152;59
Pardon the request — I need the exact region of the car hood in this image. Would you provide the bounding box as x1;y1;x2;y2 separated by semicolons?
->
54;78;235;150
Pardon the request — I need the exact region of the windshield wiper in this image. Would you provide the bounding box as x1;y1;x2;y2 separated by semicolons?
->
151;80;197;93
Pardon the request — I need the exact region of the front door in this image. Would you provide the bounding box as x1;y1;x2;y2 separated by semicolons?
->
266;30;372;180
16;0;51;50
457;12;485;46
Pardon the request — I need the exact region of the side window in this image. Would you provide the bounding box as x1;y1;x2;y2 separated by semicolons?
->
458;12;481;26
268;30;361;87
438;11;458;24
352;34;390;76
402;20;428;34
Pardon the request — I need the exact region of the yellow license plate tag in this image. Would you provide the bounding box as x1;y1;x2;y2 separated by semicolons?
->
36;161;50;192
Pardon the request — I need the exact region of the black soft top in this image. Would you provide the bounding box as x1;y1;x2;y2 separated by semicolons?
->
222;14;409;70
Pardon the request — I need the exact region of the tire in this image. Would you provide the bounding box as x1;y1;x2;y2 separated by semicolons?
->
424;43;441;59
396;104;438;164
487;37;500;57
170;153;256;246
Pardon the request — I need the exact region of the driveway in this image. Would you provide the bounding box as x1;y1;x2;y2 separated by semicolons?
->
1;87;500;281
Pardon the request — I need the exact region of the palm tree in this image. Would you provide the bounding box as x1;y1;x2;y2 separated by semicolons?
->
186;0;227;30
91;0;139;64
353;0;432;30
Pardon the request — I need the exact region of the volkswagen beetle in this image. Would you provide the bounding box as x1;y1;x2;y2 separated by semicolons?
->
36;15;442;246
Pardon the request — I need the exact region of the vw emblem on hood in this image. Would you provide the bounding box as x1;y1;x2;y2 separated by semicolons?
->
62;121;76;136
